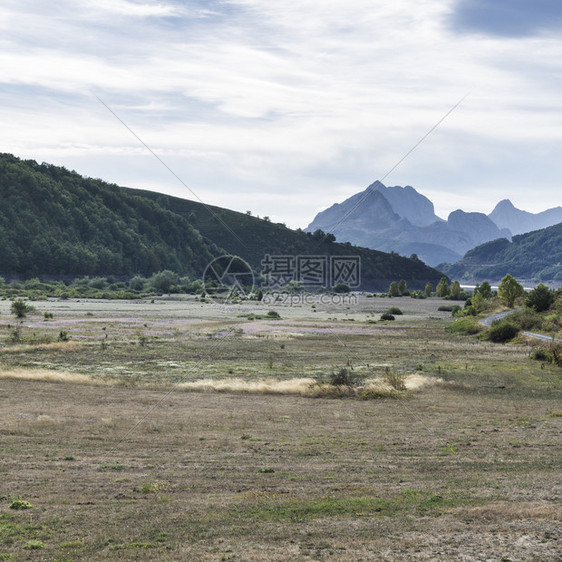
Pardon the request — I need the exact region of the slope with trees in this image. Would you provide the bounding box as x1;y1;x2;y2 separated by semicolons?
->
0;153;444;289
441;223;562;282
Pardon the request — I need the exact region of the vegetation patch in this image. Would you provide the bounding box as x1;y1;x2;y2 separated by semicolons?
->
446;317;482;335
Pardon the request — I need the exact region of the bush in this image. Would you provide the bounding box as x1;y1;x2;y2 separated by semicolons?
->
438;305;453;312
446;317;482;335
10;499;32;510
487;320;520;343
509;309;543;331
10;299;34;318
383;367;406;391
333;283;351;294
380;313;395;321
531;343;562;366
329;368;357;387
387;307;403;315
531;349;549;362
266;310;281;319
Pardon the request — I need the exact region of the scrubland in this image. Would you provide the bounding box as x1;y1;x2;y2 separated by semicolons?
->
0;295;560;560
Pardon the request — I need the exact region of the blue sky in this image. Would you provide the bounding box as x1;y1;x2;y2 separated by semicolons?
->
1;0;561;228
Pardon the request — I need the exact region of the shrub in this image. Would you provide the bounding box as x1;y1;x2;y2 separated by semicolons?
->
531;349;549;362
383;367;406;391
10;299;34;318
329;368;357;387
446;317;482;335
266;310;281;319
438;305;453;312
531;343;562;366
509;309;542;331
333;283;351;294
58;330;69;342
380;313;395;321
487;320;520;343
387;307;403;315
10;499;32;509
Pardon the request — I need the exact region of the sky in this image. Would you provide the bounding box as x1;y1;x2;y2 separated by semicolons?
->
1;0;562;229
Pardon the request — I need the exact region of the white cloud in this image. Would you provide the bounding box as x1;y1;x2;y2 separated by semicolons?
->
0;0;560;230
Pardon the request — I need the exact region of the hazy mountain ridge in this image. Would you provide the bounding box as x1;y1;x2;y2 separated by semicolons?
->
306;181;559;267
488;199;562;235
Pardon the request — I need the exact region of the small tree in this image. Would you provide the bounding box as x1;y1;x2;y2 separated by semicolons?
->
498;274;524;308
449;280;462;300
424;282;433;297
436;277;449;298
525;283;555;312
398;279;407;296
11;299;32;318
476;280;492;299
149;270;179;294
388;281;399;297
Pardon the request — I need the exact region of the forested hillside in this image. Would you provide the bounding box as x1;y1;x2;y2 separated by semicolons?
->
441;223;562;281
0;153;445;288
0;154;218;276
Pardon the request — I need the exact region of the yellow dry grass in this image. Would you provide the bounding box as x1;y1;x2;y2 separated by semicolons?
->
0;367;443;398
0;368;104;385
0;341;83;353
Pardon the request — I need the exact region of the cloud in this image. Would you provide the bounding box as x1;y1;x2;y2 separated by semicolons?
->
450;0;562;37
0;0;560;229
89;0;180;18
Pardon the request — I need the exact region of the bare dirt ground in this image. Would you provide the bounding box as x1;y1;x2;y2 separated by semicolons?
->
0;296;560;560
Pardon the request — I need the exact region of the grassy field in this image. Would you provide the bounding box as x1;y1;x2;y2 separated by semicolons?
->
0;295;560;560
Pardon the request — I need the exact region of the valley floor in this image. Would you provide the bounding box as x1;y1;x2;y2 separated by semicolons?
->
0;296;560;560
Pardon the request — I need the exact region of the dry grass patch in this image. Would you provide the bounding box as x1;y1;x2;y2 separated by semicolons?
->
0;368;103;385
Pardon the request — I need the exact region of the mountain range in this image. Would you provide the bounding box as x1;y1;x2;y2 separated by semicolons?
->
0;153;444;290
305;181;562;267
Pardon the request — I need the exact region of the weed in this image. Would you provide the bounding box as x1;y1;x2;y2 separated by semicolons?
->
22;540;44;550
383;367;406;391
9;499;32;510
59;540;85;548
98;462;125;472
58;330;69;342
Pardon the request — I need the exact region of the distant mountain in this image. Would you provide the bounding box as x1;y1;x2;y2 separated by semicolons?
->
441;222;562;282
306;181;510;267
488;199;562;235
0;153;444;289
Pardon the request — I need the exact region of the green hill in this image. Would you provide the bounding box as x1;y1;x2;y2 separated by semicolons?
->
0;153;444;289
441;222;562;282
